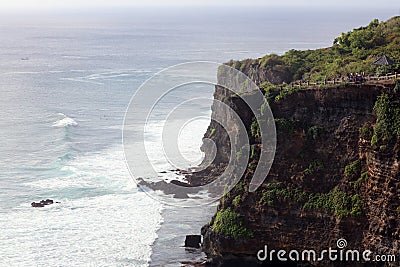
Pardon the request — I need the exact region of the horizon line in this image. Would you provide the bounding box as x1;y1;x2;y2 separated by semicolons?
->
0;2;398;10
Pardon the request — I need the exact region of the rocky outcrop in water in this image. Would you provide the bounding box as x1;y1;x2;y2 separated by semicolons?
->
31;199;57;207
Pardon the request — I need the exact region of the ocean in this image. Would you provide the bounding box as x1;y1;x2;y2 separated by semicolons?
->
0;6;396;266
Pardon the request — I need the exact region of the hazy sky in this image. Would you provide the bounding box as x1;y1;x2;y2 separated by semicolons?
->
0;0;399;9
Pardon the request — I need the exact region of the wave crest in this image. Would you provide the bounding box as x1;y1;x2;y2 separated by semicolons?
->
53;113;78;127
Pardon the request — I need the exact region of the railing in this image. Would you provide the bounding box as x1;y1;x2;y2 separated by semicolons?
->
366;73;399;81
286;72;399;88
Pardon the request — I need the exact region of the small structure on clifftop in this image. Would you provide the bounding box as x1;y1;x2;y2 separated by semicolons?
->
373;55;397;76
373;55;396;66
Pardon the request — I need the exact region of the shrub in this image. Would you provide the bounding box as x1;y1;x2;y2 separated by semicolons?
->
350;194;363;216
236;144;249;161
260;190;275;206
260;183;364;218
371;93;400;146
371;134;378;146
394;80;399;93
221;191;230;204
234;181;246;192
303;160;324;175
250;145;257;160
260;182;283;206
372;94;393;145
248;162;257;172
274;85;299;102
353;171;370;190
260;183;308;206
212;207;253;239
260;81;278;92
275;118;296;135
232;195;242;207
344;160;361;179
303;186;363;218
308;125;323;140
250;118;261;138
360;125;373;140
210;128;216;137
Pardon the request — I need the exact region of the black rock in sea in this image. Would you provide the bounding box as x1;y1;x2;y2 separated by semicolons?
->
185;235;202;249
31;199;57;208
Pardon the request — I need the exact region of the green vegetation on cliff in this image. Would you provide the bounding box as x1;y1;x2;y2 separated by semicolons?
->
260;182;308;206
303;160;324;176
360;124;374;140
344;160;361;179
229;16;400;84
275;118;296;135
260;183;363;218
204;17;400;263
371;93;400;147
212;207;253;239
352;171;370;190
303;187;363;218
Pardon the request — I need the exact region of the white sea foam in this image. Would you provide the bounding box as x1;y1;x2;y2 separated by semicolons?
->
5;146;163;267
0;194;163;267
62;55;88;59
60;68;152;85
53;114;78;128
26;146;136;191
139;114;210;185
60;77;104;85
25;146;139;195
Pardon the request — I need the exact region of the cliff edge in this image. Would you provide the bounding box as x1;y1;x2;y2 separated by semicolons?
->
198;17;400;267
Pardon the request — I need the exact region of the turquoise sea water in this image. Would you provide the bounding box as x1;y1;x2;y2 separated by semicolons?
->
0;7;396;266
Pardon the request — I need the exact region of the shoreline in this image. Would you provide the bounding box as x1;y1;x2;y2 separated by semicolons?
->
144;165;223;266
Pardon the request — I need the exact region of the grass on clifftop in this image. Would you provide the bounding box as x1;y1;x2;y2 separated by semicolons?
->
229;16;400;84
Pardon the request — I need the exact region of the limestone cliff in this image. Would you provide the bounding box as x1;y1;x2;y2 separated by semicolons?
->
199;80;400;266
196;16;400;266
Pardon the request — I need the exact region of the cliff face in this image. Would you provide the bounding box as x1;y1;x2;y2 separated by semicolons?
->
200;80;400;266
